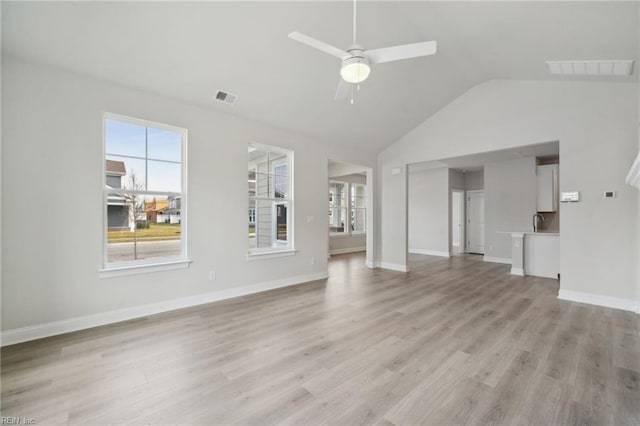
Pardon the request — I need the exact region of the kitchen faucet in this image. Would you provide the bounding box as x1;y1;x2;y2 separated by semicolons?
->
532;213;545;232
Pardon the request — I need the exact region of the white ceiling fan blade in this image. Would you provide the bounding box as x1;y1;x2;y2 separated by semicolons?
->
334;79;351;101
366;41;437;64
288;32;351;60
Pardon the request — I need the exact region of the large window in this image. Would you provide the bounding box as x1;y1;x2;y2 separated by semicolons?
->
248;143;293;254
103;114;186;268
329;181;366;235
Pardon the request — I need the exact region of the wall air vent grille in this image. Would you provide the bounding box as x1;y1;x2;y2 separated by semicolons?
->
214;90;238;105
546;60;634;76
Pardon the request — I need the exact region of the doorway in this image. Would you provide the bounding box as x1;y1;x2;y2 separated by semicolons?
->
466;190;485;254
451;189;465;254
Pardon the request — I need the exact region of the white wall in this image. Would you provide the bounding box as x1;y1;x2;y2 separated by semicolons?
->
484;157;537;260
378;79;638;305
408;167;449;256
1;56;376;334
449;169;465;190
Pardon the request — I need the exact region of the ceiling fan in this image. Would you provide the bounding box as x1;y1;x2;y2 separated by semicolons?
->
288;0;437;102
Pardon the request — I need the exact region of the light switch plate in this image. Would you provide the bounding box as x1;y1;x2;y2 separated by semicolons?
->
560;191;580;202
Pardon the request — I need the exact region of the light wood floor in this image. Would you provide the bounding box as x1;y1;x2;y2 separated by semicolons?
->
2;253;639;425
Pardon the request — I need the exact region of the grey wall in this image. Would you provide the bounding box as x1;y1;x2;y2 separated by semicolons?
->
408;167;449;255
378;79;638;304
464;171;484;190
449;169;465;190
1;56;376;332
484;157;537;260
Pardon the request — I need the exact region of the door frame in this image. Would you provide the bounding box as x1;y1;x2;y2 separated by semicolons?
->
465;190;485;255
450;189;466;255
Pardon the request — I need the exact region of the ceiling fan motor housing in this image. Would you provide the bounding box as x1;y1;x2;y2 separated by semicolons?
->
341;48;370;83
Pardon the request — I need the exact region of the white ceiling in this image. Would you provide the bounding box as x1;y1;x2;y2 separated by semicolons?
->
2;2;637;154
409;140;559;172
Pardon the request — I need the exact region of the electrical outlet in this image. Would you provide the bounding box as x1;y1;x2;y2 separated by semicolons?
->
208;271;216;281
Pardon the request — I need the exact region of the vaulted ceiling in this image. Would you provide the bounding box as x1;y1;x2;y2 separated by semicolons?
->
2;2;638;153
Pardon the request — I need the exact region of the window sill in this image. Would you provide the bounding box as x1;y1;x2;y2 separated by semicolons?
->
99;259;192;278
246;249;297;261
329;233;350;238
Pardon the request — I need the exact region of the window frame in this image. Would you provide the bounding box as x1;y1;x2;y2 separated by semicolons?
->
247;142;294;257
100;113;189;275
329;180;366;237
328;180;348;236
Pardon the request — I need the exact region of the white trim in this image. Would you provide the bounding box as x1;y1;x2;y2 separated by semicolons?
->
365;260;375;269
246;249;297;261
510;267;525;276
626;152;640;188
378;262;409;272
329;247;366;255
1;271;328;347
408;249;451;257
483;256;512;265
558;289;639;313
99;259;191;278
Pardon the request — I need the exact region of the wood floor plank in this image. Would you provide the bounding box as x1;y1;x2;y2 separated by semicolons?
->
2;253;639;425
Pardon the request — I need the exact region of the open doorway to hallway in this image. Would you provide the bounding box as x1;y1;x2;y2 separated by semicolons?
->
328;160;373;267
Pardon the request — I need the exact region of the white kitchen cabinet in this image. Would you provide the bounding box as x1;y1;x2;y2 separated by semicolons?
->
536;164;558;212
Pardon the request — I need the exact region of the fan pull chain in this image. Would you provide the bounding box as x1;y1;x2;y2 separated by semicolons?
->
350;84;354;104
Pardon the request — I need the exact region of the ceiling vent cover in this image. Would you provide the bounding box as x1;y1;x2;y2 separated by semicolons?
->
215;90;238;105
546;60;634;76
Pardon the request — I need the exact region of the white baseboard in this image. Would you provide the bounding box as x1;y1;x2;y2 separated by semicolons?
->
365;260;375;269
483;256;512;265
510;267;525;276
377;262;409;272
558;289;640;313
1;271;329;347
408;249;450;257
329;247;366;256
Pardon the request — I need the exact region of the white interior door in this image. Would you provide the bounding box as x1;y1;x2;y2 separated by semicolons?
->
467;191;485;254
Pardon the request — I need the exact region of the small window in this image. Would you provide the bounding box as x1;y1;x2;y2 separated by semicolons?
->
103;114;186;268
329;181;348;234
248;143;294;254
329;181;366;236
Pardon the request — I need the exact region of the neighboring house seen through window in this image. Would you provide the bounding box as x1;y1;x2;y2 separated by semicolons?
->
104;114;186;267
248;143;293;254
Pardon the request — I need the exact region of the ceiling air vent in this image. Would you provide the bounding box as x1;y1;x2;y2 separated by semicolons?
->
214;90;238;105
546;60;634;76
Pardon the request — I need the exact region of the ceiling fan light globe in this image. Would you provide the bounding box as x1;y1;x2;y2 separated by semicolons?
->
340;57;371;84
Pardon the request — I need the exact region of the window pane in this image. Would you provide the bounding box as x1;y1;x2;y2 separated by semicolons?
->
249;148;288;199
106;155;146;190
351;184;366;208
274;164;288;199
248;171;256;198
148;160;181;192
106;194;181;263
253;199;288;249
148;127;182;162
329;207;347;233
105;119;146;158
329;182;347;208
248;199;256;249
352;208;366;233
